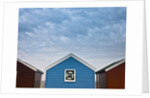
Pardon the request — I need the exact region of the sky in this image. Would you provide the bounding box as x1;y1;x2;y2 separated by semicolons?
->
17;8;126;80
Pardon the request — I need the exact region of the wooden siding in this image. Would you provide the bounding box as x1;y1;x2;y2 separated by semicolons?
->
34;71;42;87
96;72;106;88
45;57;95;88
16;61;35;87
106;62;125;89
16;61;43;88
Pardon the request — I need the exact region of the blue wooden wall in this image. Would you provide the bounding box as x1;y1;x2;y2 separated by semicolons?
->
45;57;95;88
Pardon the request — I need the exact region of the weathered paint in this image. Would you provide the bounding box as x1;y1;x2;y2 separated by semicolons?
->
34;71;43;87
96;72;106;88
45;57;95;88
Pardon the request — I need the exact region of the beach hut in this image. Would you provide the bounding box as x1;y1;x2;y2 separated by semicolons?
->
16;58;43;88
45;53;96;88
95;59;125;89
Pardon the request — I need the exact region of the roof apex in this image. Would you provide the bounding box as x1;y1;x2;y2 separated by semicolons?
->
67;53;75;56
17;58;43;74
95;59;125;73
45;53;96;71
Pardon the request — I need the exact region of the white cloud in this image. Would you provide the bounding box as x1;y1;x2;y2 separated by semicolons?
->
25;32;34;37
60;36;70;43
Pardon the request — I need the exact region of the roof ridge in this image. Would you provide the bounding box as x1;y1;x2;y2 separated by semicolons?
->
17;58;43;74
45;53;96;71
95;59;125;73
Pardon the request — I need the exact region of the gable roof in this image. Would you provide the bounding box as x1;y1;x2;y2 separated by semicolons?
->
17;58;43;74
95;59;125;73
45;53;96;71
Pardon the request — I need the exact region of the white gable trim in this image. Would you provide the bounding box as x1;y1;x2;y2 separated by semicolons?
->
105;60;125;72
17;58;43;73
45;53;96;71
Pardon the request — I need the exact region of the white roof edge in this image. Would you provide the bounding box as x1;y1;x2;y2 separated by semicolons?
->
45;53;96;71
105;59;125;72
17;58;43;73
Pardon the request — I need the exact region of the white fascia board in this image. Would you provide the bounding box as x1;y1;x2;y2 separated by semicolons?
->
45;53;72;70
17;58;37;71
45;53;96;71
71;54;96;71
105;60;125;72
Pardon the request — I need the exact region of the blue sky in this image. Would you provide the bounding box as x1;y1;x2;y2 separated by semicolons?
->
18;8;126;80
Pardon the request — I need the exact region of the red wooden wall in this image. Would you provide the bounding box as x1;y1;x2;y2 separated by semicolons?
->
16;61;42;88
16;61;35;87
106;62;125;89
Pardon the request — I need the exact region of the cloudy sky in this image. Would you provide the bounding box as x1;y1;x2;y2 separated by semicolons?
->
17;8;126;80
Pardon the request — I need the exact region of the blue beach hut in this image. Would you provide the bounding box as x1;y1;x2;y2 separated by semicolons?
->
45;53;96;88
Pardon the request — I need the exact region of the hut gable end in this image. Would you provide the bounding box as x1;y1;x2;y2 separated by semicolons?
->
45;53;96;88
45;53;96;71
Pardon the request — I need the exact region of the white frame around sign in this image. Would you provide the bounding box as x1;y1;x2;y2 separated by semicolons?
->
64;69;76;82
